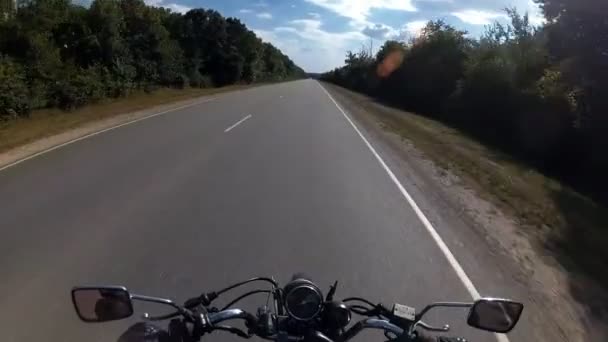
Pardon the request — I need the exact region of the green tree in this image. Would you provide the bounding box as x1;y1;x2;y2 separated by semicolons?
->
227;18;262;83
0;0;303;111
321;6;608;199
534;0;608;194
397;20;470;113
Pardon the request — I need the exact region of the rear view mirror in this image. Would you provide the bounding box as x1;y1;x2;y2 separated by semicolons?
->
467;298;523;333
72;286;134;322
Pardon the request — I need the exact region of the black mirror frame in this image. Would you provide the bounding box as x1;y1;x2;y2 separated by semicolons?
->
71;285;134;322
466;298;523;333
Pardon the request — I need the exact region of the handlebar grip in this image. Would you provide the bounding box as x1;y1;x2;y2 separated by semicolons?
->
414;331;467;342
437;337;467;342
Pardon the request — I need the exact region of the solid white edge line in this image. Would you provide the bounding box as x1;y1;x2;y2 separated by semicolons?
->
0;97;216;173
224;114;252;133
316;82;509;342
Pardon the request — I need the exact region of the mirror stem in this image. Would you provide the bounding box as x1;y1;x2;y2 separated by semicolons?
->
131;294;182;310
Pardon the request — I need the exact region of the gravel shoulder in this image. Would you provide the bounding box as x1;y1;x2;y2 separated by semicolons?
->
322;82;608;342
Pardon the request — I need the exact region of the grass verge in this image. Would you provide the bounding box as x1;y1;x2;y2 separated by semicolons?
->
323;83;608;315
0;84;261;154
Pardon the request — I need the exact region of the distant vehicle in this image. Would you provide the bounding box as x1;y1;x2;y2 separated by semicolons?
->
71;274;523;342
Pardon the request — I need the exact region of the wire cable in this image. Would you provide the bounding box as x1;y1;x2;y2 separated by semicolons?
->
221;290;272;311
342;297;376;307
348;305;374;315
217;277;278;296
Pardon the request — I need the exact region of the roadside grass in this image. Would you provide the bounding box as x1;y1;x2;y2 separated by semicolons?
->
323;83;608;305
0;84;260;154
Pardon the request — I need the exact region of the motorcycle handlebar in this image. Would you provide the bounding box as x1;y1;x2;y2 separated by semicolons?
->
204;309;406;342
203;308;467;342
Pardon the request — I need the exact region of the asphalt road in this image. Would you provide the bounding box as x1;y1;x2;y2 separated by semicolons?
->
0;80;531;342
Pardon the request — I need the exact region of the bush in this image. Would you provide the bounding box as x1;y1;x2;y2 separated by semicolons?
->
200;75;214;88
0;57;30;119
189;69;213;88
101;62;137;98
188;69;203;88
173;74;189;89
49;68;104;110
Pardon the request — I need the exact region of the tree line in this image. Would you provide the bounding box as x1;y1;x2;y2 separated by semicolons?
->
0;0;305;117
322;0;608;202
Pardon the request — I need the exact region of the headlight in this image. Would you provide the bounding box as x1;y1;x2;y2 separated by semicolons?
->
284;279;323;321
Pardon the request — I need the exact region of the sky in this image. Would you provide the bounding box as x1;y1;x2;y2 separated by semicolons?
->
143;0;545;73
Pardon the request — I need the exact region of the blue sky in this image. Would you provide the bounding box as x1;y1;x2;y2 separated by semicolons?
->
144;0;545;73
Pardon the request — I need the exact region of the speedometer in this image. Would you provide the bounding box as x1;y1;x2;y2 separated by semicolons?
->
284;279;323;321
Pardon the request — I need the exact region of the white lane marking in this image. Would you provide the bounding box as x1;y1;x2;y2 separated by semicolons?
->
316;82;509;342
0;98;216;173
224;114;252;133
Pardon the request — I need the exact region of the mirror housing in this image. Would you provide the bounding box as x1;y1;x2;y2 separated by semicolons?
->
467;298;523;333
71;286;134;322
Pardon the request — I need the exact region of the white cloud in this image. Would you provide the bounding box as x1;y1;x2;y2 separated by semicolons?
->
284;19;365;41
143;0;190;13
389;20;427;41
165;3;191;13
239;9;253;14
256;12;273;19
308;12;321;19
450;1;545;27
253;1;268;7
525;0;545;26
144;0;163;6
528;12;545;26
255;18;367;72
403;20;427;35
362;23;398;40
451;10;507;25
304;0;416;23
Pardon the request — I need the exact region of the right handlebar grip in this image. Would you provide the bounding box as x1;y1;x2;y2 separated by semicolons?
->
437;337;467;342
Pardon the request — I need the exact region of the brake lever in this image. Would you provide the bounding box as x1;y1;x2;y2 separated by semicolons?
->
414;321;450;332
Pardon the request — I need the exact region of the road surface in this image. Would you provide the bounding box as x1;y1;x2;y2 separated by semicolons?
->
0;80;531;342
